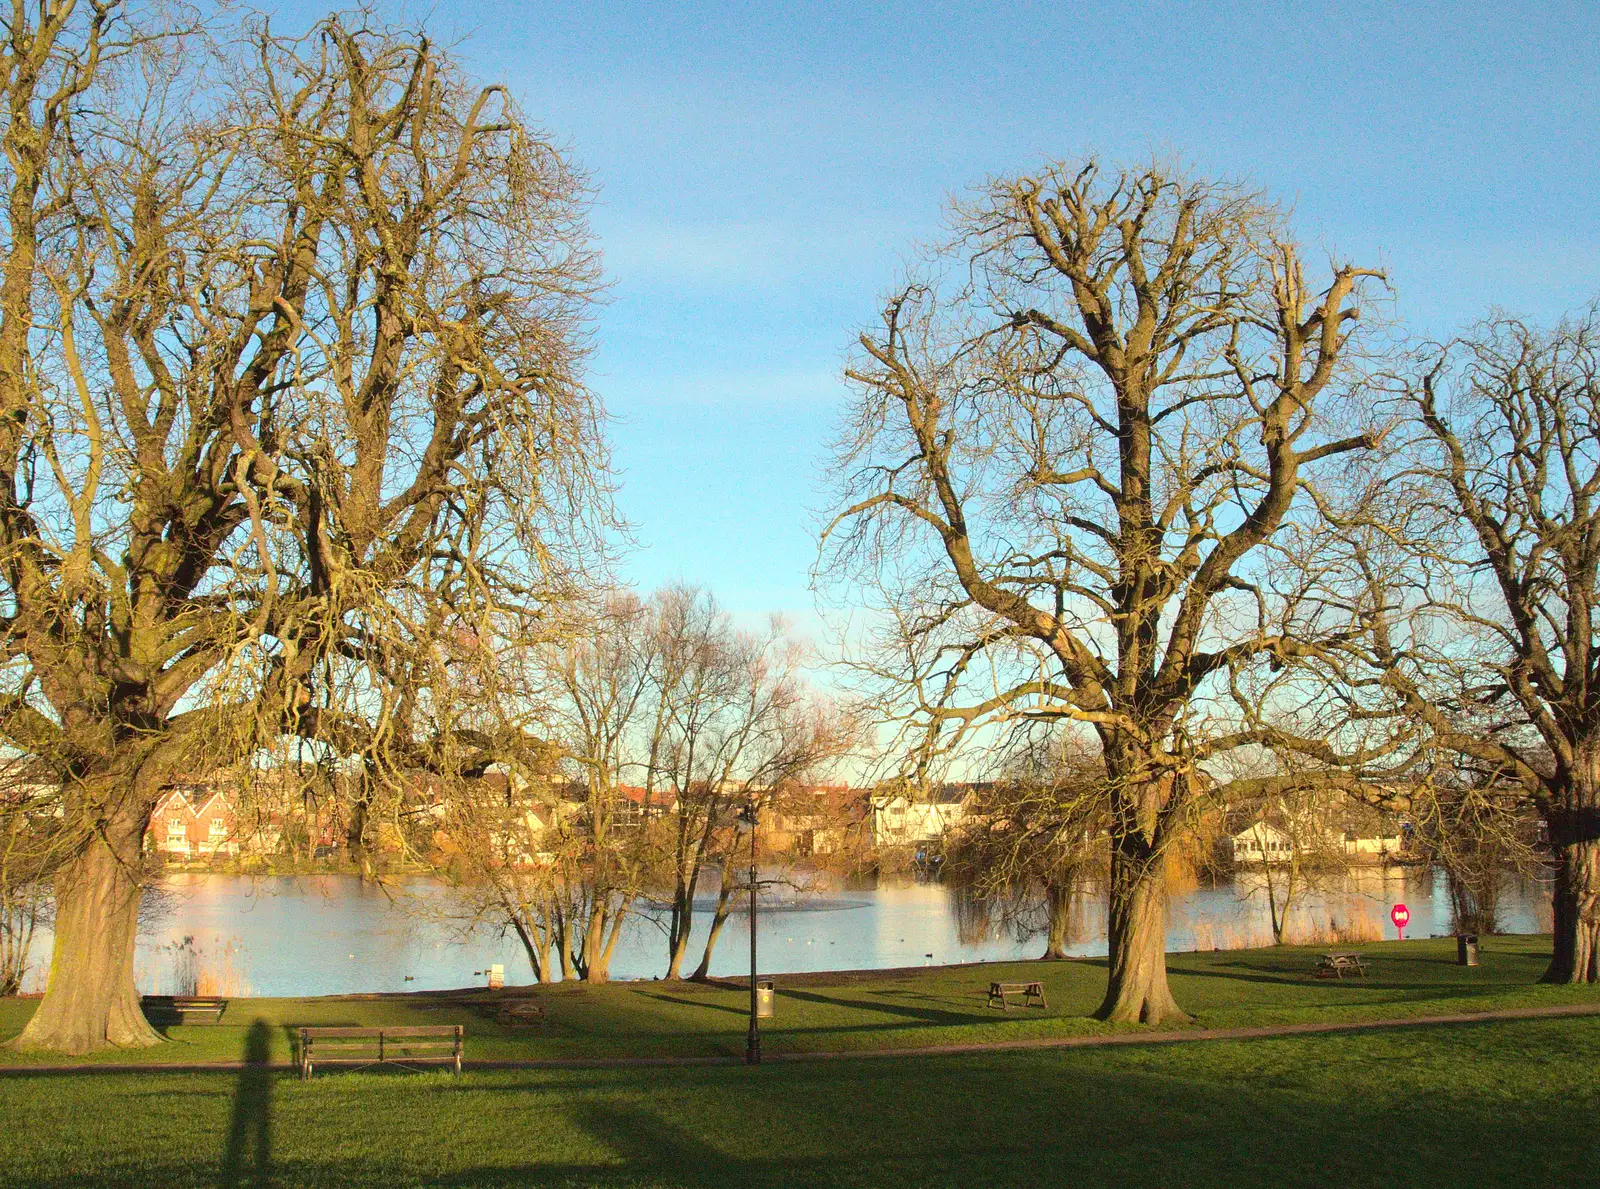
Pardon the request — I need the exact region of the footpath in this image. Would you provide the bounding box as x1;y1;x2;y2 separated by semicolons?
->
4;1001;1598;1075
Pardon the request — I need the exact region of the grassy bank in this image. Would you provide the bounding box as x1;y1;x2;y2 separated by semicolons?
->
2;935;1595;1066
0;1015;1595;1187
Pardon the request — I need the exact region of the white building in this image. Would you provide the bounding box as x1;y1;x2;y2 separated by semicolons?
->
1230;822;1303;865
870;787;968;847
1231;819;1406;866
1339;826;1404;862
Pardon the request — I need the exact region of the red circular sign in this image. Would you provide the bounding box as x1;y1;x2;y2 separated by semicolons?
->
1391;904;1410;928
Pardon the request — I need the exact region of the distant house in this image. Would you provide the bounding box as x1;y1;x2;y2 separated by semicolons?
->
871;785;970;847
1230;822;1304;865
147;784;239;859
1339;825;1404;862
616;784;678;824
1229;809;1407;867
780;784;868;857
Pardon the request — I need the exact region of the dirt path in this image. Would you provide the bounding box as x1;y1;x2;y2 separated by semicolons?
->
4;1001;1598;1075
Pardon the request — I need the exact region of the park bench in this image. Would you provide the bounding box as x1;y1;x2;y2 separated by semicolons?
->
1314;952;1369;980
987;980;1048;1011
141;995;228;1025
297;1025;463;1080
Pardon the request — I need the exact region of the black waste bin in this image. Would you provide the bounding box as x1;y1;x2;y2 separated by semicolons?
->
1456;933;1480;966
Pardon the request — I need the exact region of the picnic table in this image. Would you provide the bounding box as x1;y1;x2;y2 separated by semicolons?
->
496;999;548;1025
987;980;1049;1011
1314;952;1369;980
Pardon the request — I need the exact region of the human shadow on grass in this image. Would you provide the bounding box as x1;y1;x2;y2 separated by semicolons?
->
218;1021;272;1189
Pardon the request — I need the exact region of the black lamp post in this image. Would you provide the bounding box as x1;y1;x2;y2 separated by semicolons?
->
737;797;761;1065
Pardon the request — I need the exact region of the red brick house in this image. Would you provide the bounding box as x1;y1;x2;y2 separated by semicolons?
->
147;784;239;859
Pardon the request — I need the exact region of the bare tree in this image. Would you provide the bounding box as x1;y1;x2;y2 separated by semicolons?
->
1223;777;1353;946
821;160;1383;1023
945;733;1106;959
536;593;664;983
1408;767;1543;936
0;762;54;995
1345;311;1600;982
1;11;611;1051
436;767;568;983
647;587;854;979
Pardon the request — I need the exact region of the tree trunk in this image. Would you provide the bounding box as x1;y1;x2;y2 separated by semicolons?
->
582;901;610;983
346;797;372;880
1041;881;1071;960
690;867;736;980
1544;791;1600;984
509;912;551;984
554;902;577;981
11;802;161;1053
665;894;692;980
1262;859;1285;945
1095;826;1189;1025
593;903;629;983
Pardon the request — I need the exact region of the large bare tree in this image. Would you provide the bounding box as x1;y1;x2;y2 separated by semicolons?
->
1;9;610;1051
821;161;1382;1023
1355;312;1600;981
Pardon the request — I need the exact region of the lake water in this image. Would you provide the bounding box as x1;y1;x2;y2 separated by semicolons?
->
18;866;1552;996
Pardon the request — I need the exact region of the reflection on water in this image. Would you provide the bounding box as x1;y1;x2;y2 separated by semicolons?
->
17;866;1552;996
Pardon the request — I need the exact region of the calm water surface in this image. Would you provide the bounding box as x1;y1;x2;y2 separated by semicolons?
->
21;867;1551;996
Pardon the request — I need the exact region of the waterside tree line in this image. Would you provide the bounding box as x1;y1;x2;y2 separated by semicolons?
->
0;2;1591;1053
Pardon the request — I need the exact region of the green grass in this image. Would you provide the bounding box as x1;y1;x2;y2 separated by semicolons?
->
3;937;1598;1187
0;1016;1597;1187
2;934;1593;1066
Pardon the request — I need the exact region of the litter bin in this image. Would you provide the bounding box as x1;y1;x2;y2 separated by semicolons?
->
1456;933;1480;967
755;978;775;1019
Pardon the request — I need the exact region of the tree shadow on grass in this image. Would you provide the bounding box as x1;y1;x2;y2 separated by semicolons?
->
402;1030;1600;1189
218;1021;272;1188
774;986;984;1025
1171;959;1520;1001
630;990;750;1018
7;1021;1600;1189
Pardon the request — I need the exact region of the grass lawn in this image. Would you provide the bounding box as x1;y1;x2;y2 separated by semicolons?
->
1;934;1595;1066
3;937;1598;1187
0;1016;1595;1187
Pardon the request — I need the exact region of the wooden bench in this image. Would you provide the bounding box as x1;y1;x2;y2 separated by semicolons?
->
1315;952;1369;980
297;1025;463;1080
141;996;228;1025
987;981;1048;1011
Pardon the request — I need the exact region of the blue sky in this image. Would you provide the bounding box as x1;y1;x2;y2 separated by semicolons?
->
293;1;1600;635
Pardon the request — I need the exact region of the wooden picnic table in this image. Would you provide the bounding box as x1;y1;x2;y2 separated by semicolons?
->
496;999;548;1024
987;980;1049;1011
1314;952;1369;980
